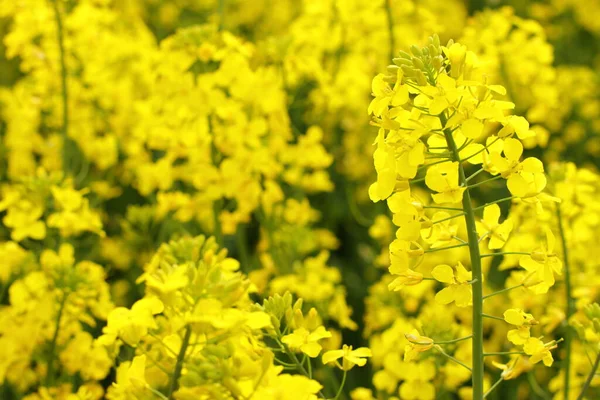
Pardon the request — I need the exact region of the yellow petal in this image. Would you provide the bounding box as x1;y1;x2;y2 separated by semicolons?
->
462;118;484;139
431;264;454;283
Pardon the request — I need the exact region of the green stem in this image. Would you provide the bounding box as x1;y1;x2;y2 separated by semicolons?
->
51;0;71;176
482;313;504;321
424;243;468;253
423;205;463;211
557;204;574;400
210;141;224;247
333;370;347;400
465;175;503;190
484;375;504;398
431;212;467;224
435;335;473;344
577;350;600;400
218;0;225;31
166;326;192;399
384;0;395;61
480;251;529;259
236;224;251;273
483;284;524;300
443;123;484;399
275;336;325;399
466;167;486;183
483;352;525;357
473;196;515;212
461;136;502;163
434;346;472;372
528;371;552;400
46;292;68;387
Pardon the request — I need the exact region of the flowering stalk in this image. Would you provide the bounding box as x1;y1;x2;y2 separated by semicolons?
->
442;125;485;399
557;204;574;400
384;0;395;61
578;351;600;400
45;292;68;387
166;325;192;399
50;0;71;176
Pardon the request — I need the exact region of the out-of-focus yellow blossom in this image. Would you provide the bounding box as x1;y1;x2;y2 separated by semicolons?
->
322;345;372;371
524;337;558;367
404;330;434;362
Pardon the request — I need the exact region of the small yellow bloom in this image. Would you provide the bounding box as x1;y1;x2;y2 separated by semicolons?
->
431;262;472;307
520;227;562;294
425;162;466;204
322;345;372;371
476;204;513;249
404;330;434;361
523;337;557;367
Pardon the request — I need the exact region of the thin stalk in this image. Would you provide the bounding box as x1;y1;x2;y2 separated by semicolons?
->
425;243;468;253
211;141;223;246
435;346;472;372
480;251;529;259
473;196;515;212
274;357;296;368
236;224;251;273
483;352;525;357
443;123;484;399
46;292;68;386
577;351;600;400
453;236;468;244
384;0;395;61
218;0;225;31
431;212;467;224
51;0;71;175
484;375;504;398
557;204;574;400
434;335;473;344
461;136;502;163
423;205;463;211
483;284;524;300
147;386;169;400
528;371;552;400
333;370;347;400
466;168;486;183
410;335;473;346
166;325;192;399
482;313;505;321
465;175;503;190
274;336;325;399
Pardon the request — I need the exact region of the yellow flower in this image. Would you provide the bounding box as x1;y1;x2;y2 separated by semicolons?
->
282;326;332;358
523;337;557;367
476;204;513;249
388;269;424;292
404;330;434;361
106;355;148;399
520;227;562;294
425;162;466;204
98;297;164;347
489;138;546;198
369;129;397;202
503;309;538;345
431;262;472;307
491;358;526;380
368;72;409;118
322;345;372;371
